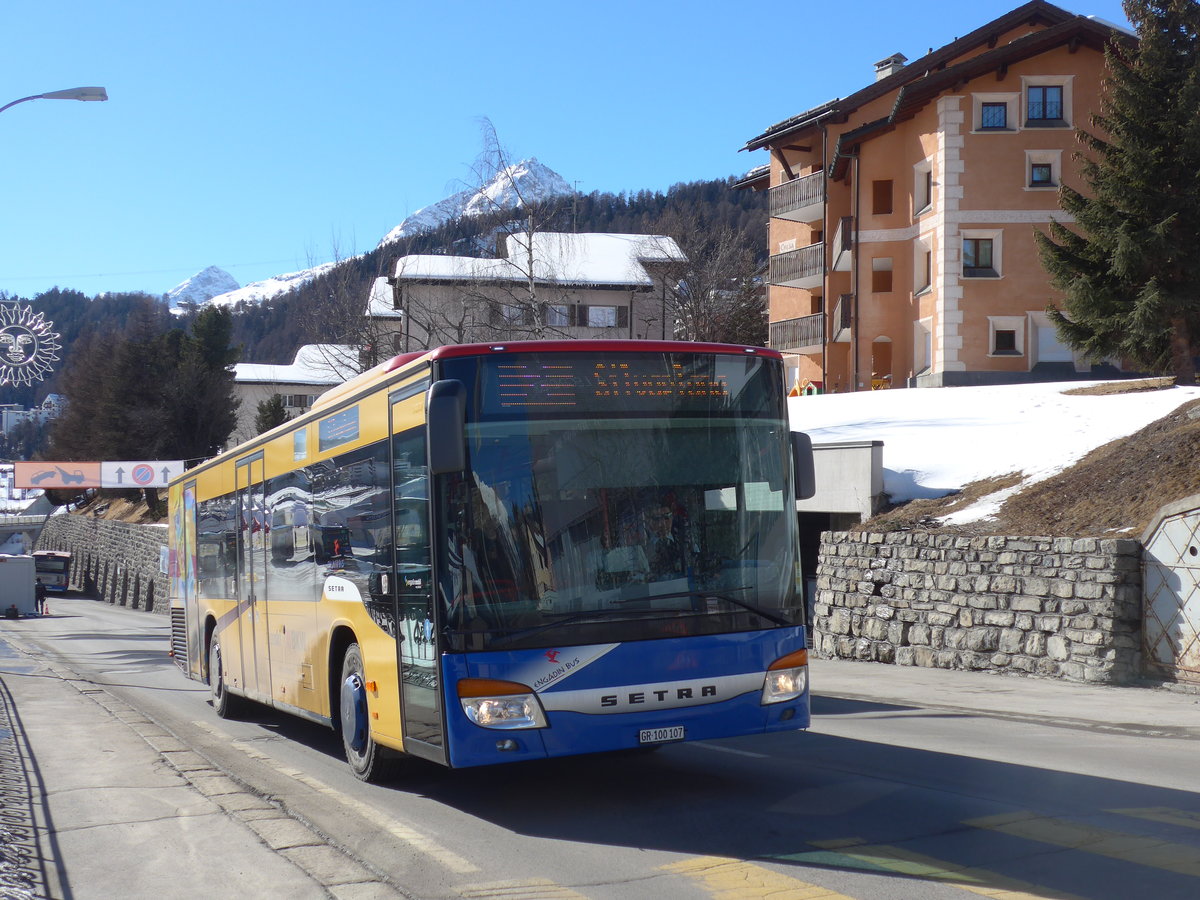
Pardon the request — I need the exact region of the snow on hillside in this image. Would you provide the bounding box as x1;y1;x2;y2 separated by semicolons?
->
377;158;572;247
790;380;1200;524
166;265;239;308
206;261;340;307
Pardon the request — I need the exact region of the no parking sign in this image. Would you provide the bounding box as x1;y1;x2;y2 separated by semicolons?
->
99;461;184;488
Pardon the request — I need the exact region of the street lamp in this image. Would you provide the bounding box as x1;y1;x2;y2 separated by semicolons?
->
0;87;108;115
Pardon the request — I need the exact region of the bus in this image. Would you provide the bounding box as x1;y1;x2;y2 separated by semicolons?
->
168;340;816;781
33;549;72;592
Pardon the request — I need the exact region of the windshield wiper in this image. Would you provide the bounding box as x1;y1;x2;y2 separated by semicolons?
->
612;588;791;626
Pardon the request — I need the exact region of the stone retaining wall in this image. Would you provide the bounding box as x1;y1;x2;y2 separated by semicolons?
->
813;531;1144;684
35;515;170;615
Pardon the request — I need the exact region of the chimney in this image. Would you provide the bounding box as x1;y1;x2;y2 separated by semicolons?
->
873;53;908;81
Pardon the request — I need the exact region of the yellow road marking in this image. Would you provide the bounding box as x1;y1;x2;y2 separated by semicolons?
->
786;843;1083;900
1111;807;1200;831
968;811;1200;878
661;855;855;899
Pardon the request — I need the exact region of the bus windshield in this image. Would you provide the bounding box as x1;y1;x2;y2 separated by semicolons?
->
436;350;801;652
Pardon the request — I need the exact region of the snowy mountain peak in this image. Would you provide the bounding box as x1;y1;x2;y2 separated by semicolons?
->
378;157;573;247
166;266;239;308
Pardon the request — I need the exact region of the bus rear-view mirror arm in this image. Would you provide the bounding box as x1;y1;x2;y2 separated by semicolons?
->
427;380;468;474
791;432;816;500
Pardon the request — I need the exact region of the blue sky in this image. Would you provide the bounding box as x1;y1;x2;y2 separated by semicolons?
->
0;0;1132;300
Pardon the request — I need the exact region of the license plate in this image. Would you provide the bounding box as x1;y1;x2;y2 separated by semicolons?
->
639;725;685;744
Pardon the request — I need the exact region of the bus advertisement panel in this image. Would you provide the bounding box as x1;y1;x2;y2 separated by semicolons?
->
168;341;814;781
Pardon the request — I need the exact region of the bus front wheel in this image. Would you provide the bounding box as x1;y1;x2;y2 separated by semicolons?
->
339;643;397;783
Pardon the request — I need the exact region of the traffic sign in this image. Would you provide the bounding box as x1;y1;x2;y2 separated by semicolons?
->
13;460;185;489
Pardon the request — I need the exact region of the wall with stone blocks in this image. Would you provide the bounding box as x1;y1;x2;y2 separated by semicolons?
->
813;531;1144;684
35;515;170;615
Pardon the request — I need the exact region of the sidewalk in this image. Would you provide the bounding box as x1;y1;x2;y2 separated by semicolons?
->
811;655;1200;739
0;625;403;900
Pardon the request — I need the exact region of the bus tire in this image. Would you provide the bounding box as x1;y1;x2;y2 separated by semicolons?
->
208;633;242;719
340;643;397;783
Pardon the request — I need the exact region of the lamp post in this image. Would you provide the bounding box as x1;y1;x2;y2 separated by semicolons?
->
0;86;102;384
0;86;108;116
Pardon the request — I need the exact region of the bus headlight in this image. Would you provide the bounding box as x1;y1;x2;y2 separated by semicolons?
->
761;649;809;704
458;678;547;729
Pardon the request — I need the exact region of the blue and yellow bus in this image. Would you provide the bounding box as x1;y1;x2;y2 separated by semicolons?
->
168;340;815;780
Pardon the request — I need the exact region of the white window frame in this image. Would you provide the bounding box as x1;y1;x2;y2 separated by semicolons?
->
971;92;1019;133
1024;149;1062;191
1021;75;1073;128
961;228;1003;279
913;160;934;217
913;237;934;295
987;315;1026;357
914;317;933;375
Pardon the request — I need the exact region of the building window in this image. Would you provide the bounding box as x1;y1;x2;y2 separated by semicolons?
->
871;258;893;293
980;102;1008;129
972;93;1018;133
914;244;933;294
1027;85;1064;124
872;180;893;215
914;161;933;216
988;316;1025;356
545;304;570;327
1025;149;1062;191
963;238;998;277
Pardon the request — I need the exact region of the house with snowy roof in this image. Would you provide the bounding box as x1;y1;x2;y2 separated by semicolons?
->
375;231;686;352
231;344;360;443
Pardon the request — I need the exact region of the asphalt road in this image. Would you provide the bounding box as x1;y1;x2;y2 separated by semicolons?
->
13;594;1200;900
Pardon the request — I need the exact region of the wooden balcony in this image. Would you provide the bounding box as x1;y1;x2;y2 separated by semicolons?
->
769;313;825;354
769;242;824;290
831;216;853;272
831;293;853;342
769;170;825;223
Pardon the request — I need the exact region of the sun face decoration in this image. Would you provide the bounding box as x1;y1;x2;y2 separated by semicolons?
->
0;304;61;386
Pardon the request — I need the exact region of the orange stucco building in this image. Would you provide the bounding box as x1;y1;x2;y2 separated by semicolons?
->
741;1;1131;391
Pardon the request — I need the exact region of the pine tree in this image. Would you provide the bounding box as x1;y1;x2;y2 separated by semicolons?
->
255;394;292;434
1035;0;1200;381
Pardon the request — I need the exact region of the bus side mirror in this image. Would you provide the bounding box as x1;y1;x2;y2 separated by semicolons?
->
427;379;467;474
791;431;816;500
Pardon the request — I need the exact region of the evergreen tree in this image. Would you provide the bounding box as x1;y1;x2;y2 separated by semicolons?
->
156;306;241;461
255;394;292;434
1036;1;1200;381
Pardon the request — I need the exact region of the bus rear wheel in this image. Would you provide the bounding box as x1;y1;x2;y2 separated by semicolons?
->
208;634;243;719
339;643;398;783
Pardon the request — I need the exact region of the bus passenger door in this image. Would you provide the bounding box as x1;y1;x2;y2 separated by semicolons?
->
391;395;445;761
236;454;271;701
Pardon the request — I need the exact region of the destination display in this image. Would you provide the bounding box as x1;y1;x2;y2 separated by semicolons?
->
439;351;782;419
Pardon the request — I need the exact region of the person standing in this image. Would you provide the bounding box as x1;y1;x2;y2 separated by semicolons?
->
35;578;47;616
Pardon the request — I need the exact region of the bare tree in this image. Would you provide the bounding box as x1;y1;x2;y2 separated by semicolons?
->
651;209;766;345
291;239;398;375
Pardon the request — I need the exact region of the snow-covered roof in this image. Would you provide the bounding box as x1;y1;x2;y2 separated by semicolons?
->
234;344;359;386
364;276;401;318
391;232;685;289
